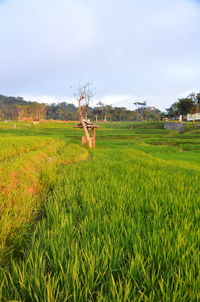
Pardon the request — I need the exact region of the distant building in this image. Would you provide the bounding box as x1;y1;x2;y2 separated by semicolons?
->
187;113;200;121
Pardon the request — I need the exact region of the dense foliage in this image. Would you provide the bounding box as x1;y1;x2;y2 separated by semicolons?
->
0;94;162;122
166;92;200;118
1;91;200;122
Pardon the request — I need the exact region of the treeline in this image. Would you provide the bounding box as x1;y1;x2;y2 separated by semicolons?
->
0;94;163;122
2;92;200;121
166;92;200;118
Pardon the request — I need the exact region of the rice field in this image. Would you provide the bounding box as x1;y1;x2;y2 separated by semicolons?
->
0;121;199;301
0;132;88;263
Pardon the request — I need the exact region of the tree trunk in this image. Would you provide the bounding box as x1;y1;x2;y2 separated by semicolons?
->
81;116;92;148
78;100;92;148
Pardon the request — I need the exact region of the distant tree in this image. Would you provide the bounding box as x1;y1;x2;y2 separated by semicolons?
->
93;102;103;122
104;105;113;122
177;98;194;115
166;95;195;117
192;93;200;113
142;107;161;121
93;102;113;122
72;82;95;120
46;102;78;120
133;101;147;121
196;92;200;104
166;103;178;118
15;105;27;120
133;101;147;107
111;107;127;121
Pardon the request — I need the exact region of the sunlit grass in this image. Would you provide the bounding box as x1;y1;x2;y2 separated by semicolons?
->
0;121;199;301
0;134;88;263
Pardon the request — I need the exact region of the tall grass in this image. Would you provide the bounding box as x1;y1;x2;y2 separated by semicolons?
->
0;136;57;161
1;138;199;301
0;134;88;263
102;122;164;129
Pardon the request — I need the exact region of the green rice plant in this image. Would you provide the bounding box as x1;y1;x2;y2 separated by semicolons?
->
102;122;164;129
0;136;58;161
0;134;88;263
1;139;199;301
57;143;89;164
0;122;199;301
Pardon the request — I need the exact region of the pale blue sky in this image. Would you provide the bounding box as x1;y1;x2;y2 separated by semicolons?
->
0;0;200;110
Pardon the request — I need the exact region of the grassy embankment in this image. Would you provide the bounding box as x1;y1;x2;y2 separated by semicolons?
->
0;121;199;301
0;123;89;263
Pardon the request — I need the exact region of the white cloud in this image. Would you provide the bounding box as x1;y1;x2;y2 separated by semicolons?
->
23;95;76;105
100;95;133;106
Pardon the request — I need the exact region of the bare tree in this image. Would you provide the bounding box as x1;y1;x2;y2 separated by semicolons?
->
72;82;95;148
72;82;95;120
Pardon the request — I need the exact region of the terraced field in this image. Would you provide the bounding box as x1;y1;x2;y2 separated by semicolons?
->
0;121;199;301
0;132;88;262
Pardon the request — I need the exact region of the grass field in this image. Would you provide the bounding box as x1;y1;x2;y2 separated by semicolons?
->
0;121;199;301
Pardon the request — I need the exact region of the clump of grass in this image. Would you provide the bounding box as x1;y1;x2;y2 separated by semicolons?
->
0;136;58;161
57;143;89;164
